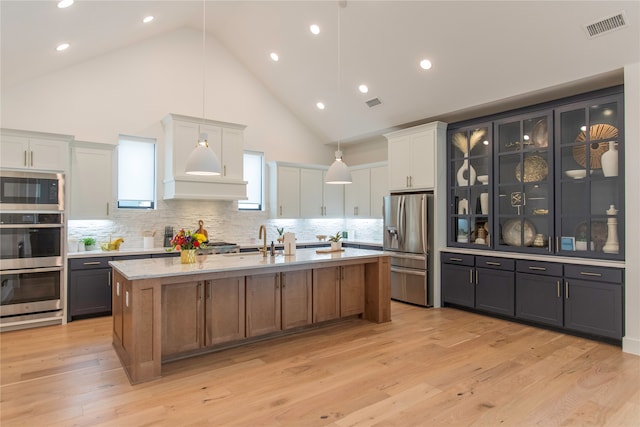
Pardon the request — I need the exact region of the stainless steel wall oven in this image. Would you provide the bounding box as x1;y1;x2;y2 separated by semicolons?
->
1;171;65;327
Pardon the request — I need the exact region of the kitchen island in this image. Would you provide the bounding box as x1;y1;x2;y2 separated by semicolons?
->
109;248;390;384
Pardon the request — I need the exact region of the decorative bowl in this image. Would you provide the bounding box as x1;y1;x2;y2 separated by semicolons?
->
565;169;586;179
477;175;489;185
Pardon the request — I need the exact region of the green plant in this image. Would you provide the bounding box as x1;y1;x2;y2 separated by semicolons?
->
82;237;96;246
328;232;342;242
576;229;587;242
276;227;284;236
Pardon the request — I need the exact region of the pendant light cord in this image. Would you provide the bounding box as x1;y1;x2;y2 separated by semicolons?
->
201;0;206;135
336;3;341;157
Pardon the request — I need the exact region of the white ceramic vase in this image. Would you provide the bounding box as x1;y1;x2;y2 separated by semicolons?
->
601;141;618;177
456;158;476;186
480;193;489;214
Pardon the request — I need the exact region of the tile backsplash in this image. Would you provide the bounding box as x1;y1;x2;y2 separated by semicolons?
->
67;199;382;251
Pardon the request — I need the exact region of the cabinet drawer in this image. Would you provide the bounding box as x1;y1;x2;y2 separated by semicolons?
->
564;265;623;284
113;254;150;261
516;260;563;276
69;257;112;270
476;256;514;271
441;252;474;266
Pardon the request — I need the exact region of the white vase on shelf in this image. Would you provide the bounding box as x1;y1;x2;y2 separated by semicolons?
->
456;158;476;186
601;141;618;177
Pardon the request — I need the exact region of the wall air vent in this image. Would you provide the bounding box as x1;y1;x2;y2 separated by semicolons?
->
584;11;628;38
366;97;382;108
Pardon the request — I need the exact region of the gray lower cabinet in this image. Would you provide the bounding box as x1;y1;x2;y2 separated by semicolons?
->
442;252;624;341
68;254;150;321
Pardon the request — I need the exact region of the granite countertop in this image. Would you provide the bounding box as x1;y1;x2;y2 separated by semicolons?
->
109;247;387;281
67;240;382;259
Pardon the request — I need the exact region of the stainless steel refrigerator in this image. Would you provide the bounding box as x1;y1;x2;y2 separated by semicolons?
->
383;193;434;307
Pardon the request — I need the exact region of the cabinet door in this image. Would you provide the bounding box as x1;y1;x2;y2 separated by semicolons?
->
29;138;68;171
345;168;371;217
70;146;113;219
281;270;312;329
312;267;340;322
388;136;412;191
475;268;514;316
0;135;29;169
68;268;112;319
340;265;365;317
322;170;344;217
370;165;388;219
515;272;563;327
441;263;474;308
162;281;203;356
410;129;435;189
221;127;243;180
300;168;324;217
276;166;300;218
205;277;245;346
246;273;281;337
564;278;622;339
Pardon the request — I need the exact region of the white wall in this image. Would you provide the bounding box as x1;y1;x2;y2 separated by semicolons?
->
623;62;640;355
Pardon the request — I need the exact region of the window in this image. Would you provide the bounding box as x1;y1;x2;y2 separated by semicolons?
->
239;151;264;210
117;135;156;209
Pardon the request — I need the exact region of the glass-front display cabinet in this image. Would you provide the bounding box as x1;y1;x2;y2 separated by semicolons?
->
494;111;554;253
447;123;492;247
555;92;624;260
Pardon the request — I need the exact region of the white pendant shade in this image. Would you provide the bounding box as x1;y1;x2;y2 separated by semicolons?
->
185;134;221;176
325;150;352;184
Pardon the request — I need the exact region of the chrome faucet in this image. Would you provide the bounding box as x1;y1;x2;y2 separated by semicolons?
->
258;224;267;257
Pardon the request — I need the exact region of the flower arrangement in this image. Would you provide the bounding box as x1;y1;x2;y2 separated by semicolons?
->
170;229;207;251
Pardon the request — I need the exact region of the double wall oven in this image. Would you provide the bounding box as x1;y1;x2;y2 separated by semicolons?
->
0;171;65;327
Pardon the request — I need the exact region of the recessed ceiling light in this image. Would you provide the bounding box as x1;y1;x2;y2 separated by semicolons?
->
316;102;325;110
57;0;74;8
143;16;154;24
310;24;320;35
270;52;279;62
56;43;70;52
358;84;369;94
419;59;432;70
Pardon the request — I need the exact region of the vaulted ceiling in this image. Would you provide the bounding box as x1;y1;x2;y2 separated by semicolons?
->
2;1;638;145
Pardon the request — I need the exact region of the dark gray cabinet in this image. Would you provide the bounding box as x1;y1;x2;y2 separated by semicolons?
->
564;265;623;339
516;260;563;327
442;252;623;341
68;254;150;321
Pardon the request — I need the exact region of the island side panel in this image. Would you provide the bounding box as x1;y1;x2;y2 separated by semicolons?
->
364;256;391;323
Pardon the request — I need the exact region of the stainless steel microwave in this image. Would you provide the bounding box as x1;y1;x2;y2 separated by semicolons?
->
0;171;64;211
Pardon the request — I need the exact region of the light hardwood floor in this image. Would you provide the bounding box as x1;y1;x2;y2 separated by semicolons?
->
1;302;639;426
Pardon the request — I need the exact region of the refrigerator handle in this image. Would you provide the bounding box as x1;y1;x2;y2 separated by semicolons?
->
421;195;427;253
400;195;406;248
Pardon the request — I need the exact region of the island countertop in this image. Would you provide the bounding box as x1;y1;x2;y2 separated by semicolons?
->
109;247;386;281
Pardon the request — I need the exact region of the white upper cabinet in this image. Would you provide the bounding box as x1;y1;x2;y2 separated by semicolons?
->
345;168;371;218
70;142;114;220
322;170;345;217
162;114;247;200
300;168;323;218
370;164;389;219
1;129;71;172
269;164;300;218
385;122;446;192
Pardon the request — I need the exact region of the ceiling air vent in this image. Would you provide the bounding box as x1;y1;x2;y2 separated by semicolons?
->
584;11;628;38
366;97;382;108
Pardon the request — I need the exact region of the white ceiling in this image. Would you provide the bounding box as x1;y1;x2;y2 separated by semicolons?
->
1;1;638;145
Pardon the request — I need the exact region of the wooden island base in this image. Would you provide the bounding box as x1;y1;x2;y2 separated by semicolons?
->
110;250;390;384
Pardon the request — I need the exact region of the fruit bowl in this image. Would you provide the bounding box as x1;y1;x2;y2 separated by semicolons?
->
101;237;124;251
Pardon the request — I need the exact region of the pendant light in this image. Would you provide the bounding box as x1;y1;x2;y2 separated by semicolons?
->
185;0;221;176
326;2;352;184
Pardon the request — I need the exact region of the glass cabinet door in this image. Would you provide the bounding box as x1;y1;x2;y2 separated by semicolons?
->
555;93;624;259
447;123;492;247
494;111;553;253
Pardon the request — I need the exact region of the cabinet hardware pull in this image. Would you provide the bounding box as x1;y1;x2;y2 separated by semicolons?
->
548;237;552;253
282;273;286;289
450;257;463;262
475;270;479;285
557;280;560;298
565;281;569;299
125;291;129;308
279;206;283;216
30;151;34;167
106;202;109;216
108;271;111;287
580;271;602;277
486;261;501;266
469;269;473;284
23;151;27;167
556;236;559;252
116;281;120;296
528;266;547;271
406;176;409;187
83;261;101;265
224;165;227;176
